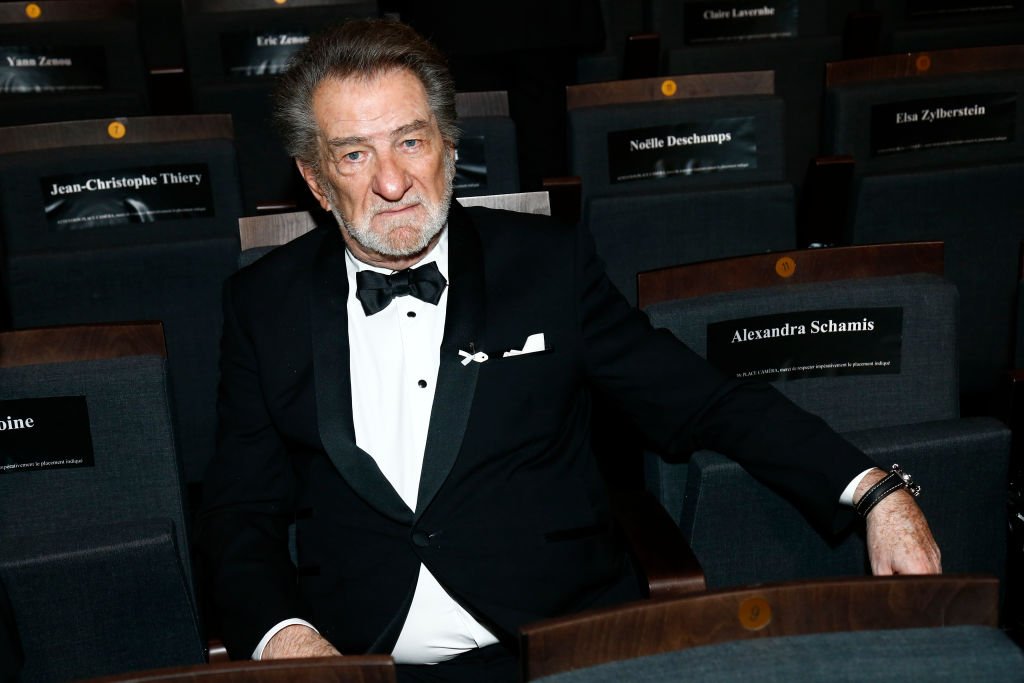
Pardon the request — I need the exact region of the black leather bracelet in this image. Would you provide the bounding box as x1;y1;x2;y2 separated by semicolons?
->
854;463;921;518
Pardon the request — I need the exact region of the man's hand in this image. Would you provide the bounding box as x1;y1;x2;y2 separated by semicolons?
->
855;468;942;575
262;624;341;659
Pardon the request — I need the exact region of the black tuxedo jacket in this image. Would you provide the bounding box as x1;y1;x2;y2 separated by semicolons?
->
198;203;874;659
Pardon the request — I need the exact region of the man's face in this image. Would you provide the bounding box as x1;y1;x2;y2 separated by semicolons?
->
300;68;455;265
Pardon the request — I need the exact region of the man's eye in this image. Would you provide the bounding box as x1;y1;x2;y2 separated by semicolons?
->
402;139;420;148
344;151;363;162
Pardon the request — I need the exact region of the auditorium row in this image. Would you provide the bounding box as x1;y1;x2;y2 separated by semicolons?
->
2;226;1021;680
0;0;1023;680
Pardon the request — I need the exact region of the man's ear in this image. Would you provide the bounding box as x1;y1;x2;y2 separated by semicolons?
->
296;159;332;212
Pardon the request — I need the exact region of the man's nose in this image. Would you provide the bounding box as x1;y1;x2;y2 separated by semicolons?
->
371;151;412;201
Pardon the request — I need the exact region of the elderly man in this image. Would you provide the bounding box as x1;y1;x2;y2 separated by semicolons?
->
197;18;940;682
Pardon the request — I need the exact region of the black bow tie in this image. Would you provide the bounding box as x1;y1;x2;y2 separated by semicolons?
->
355;261;447;316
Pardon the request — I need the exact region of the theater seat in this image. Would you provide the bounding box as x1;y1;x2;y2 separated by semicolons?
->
454;91;520;198
0;114;244;486
0;1;149;126
638;243;1010;591
520;575;1020;681
566;71;797;304
823;45;1024;408
76;655;396;683
0;322;205;682
653;0;842;189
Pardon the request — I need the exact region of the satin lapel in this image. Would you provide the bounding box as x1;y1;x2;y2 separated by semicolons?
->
416;204;486;515
310;228;414;524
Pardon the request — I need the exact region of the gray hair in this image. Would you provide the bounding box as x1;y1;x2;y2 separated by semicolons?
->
272;18;460;176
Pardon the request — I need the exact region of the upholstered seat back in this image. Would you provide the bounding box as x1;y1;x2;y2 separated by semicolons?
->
0;118;244;484
0;323;205;681
569;94;786;199
644;273;960;431
0;1;148;126
588;182;796;303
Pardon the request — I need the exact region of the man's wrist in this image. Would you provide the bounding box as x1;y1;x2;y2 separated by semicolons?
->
854;464;921;518
253;619;319;660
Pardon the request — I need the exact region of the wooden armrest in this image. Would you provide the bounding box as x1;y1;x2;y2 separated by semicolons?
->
520;574;998;680
81;655;396;682
609;489;706;599
541;176;582;225
0;321;167;366
207;637;230;664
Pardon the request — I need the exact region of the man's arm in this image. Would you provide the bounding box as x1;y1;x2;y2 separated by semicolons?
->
262;624;341;659
570;221;875;533
569;220;944;554
855;469;942;575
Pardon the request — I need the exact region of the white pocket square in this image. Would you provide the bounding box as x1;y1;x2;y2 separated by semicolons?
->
503;333;546;358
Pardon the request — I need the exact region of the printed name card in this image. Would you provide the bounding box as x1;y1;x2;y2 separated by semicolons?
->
906;0;1017;18
871;92;1016;156
40;164;215;231
607;117;757;184
453;136;487;191
0;397;94;473
706;307;903;381
0;45;106;93
221;30;310;78
684;0;799;44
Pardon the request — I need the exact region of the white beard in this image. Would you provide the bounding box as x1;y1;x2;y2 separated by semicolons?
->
330;153;454;258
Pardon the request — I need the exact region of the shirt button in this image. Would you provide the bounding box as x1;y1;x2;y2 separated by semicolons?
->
417;379;427;388
407;311;416;318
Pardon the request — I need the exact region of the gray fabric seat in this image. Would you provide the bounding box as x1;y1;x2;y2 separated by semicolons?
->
666;37;842;190
0;1;148;127
533;625;1024;682
673;419;1009;589
0;116;244;485
570;94;787;198
588;182;796;304
569;94;796;304
825;69;1024;176
645;274;959;431
571;88;799;486
520;574;1009;681
454;115;520;198
849;161;1024;400
824;64;1024;401
0;576;22;683
650;1;842;187
0;325;204;681
642;271;1010;590
2;521;203;683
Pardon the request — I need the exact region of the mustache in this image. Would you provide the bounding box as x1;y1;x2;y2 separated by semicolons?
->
370;197;424;216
